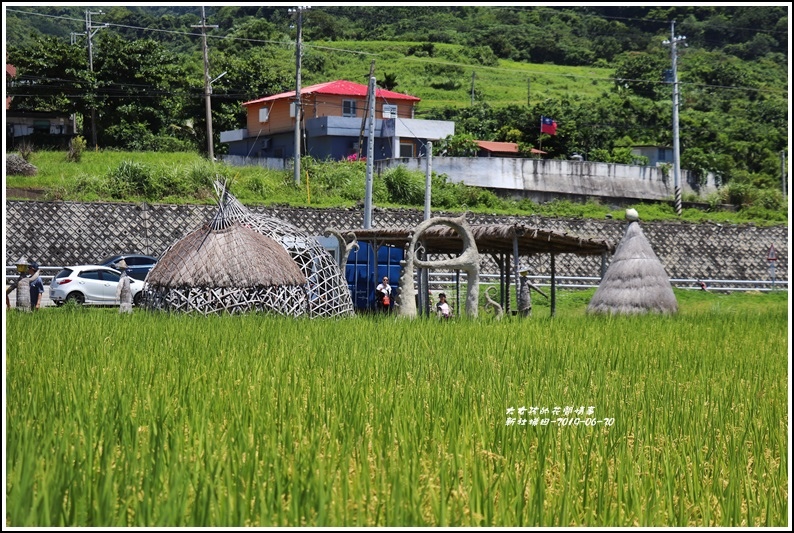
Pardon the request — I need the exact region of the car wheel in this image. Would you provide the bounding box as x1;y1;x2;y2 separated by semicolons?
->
66;292;85;305
133;292;142;307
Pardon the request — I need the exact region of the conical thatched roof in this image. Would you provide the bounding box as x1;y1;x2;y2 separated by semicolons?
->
147;223;306;288
587;221;678;315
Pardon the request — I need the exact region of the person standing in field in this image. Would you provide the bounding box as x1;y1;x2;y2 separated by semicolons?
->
436;292;452;319
115;259;133;314
375;276;392;313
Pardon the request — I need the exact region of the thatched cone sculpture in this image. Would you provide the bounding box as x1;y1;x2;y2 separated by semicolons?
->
587;220;678;315
143;223;308;316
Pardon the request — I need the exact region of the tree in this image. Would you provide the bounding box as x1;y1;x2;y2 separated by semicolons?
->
92;33;191;149
380;72;399;91
613;50;669;99
7;36;92;122
434;134;479;157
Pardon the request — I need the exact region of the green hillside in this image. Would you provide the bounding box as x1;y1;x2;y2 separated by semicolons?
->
303;41;615;115
4;5;789;218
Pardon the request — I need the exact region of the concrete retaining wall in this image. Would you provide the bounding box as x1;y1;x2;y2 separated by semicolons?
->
221;155;717;204
374;157;717;203
4;200;787;283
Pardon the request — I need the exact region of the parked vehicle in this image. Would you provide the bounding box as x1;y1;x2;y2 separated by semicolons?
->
49;265;144;306
98;254;158;281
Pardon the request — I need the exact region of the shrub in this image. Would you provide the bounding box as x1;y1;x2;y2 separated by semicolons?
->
245;174;274;199
429;78;462;91
383;165;425;205
73;173;112;198
753;188;784;210
186;162;228;198
106;161;152;199
457;186;504;210
66;136;87;162
721;182;756;207
435;134;479;157
18;142;34;162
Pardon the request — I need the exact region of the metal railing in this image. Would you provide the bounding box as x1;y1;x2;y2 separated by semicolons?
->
6;266;788;294
425;272;787;293
5;266;63;286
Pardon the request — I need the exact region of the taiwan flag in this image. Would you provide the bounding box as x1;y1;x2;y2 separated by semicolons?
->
540;116;558;135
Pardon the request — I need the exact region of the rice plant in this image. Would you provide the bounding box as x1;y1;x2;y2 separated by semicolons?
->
5;294;788;526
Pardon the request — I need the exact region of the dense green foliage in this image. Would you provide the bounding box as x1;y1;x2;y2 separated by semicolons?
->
5;6;789;211
4;150;787;226
5;290;788;526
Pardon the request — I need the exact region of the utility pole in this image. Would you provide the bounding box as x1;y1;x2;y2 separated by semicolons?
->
363;76;376;229
663;21;686;216
85;10;107;150
192;7;218;160
289;7;308;185
424;141;433;220
470;71;476;106
358;60;376;160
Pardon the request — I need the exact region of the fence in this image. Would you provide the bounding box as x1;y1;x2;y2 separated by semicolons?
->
6;266;787;309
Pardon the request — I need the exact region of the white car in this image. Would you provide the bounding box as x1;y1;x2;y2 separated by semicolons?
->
49;265;144;307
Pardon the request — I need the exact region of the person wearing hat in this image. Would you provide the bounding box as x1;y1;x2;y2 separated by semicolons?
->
6;257;44;311
436;292;452;319
518;268;548;318
115;259;133;314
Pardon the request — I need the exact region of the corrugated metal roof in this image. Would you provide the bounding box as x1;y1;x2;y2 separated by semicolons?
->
243;79;421;106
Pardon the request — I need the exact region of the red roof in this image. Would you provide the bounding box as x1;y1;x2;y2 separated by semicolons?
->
243;79;420;106
476;141;519;153
7;62;16;109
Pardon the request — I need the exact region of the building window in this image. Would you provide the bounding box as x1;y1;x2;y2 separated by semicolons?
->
658;148;668;161
33;120;50;134
399;142;414;158
382;104;398;118
343;100;357;117
259;107;270;123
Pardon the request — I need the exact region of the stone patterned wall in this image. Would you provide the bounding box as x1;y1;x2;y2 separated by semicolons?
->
4;200;788;282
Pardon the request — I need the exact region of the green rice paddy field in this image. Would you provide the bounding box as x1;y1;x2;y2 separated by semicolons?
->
4;290;789;527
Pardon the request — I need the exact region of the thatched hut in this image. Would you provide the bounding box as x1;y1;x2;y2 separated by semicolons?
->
587;220;678;315
210;181;355;318
143;222;309;316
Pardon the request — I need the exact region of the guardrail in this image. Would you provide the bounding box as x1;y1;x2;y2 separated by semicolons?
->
6;266;788;293
426;272;787;293
5;266;62;286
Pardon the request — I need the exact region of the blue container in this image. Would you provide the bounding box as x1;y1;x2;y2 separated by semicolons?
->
345;242;403;311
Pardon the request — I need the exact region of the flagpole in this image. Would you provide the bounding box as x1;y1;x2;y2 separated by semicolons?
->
538;117;542;153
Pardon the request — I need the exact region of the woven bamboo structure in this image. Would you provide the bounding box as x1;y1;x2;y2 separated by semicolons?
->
142;200;310;316
206;181;355;318
587;219;678;315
